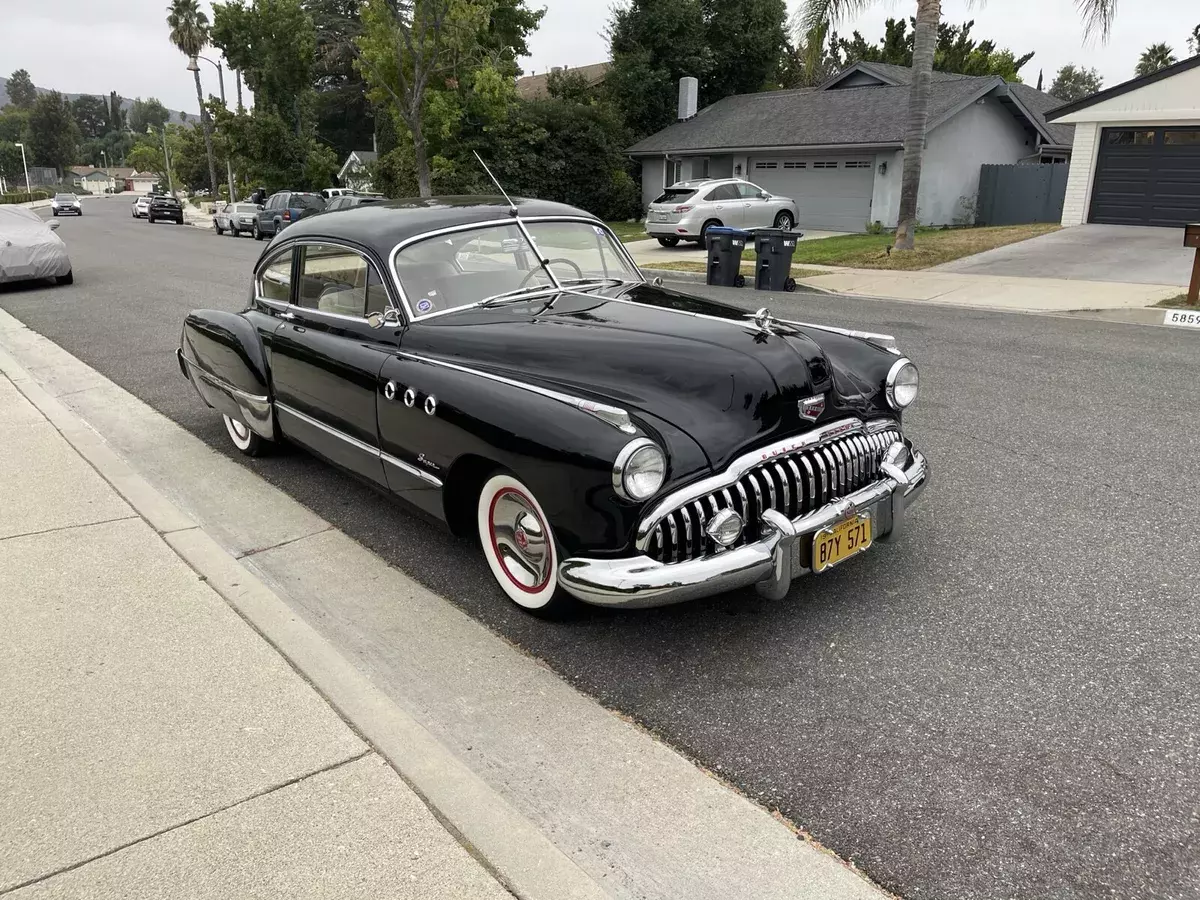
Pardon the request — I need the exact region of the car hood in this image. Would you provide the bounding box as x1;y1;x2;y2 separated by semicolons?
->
404;283;899;470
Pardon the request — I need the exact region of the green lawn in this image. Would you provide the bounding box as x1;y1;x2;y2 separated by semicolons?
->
775;223;1061;270
605;220;648;243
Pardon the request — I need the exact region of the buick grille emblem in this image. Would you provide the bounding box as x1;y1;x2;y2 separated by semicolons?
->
799;394;825;421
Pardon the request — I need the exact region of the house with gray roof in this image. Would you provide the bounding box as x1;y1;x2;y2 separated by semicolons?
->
627;61;1074;232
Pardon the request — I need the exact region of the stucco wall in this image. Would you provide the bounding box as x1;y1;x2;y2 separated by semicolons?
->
869;150;902;227
917;95;1033;225
639;158;665;211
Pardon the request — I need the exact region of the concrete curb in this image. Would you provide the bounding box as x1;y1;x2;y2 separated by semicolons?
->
0;336;609;900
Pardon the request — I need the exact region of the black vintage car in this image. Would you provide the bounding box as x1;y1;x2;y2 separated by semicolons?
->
177;197;929;616
147;194;184;224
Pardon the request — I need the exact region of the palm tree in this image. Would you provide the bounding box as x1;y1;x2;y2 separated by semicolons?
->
166;0;219;196
1135;43;1177;77
802;0;1119;250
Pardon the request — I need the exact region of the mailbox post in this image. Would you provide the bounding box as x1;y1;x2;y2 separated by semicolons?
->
1186;224;1200;305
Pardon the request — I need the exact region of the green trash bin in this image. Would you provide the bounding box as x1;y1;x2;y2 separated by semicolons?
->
753;228;801;292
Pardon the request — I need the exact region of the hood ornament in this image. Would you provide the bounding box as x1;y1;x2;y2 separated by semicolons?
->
799;394;825;421
751;307;776;335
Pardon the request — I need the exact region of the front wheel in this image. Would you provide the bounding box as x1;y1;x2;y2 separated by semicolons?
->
148;215;155;223
229;224;239;237
222;414;269;456
253;222;262;241
214;222;223;235
657;236;680;247
477;473;576;618
774;211;795;231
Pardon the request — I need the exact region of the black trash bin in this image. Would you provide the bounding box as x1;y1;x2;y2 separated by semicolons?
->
753;228;802;292
705;226;752;288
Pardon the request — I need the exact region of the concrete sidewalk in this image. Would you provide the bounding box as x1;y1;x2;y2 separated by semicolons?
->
0;370;511;897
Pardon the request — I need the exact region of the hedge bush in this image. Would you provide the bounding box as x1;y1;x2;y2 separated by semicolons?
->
0;190;54;204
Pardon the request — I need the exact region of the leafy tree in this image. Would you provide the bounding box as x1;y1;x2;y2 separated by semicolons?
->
700;0;787;103
27;91;80;175
308;0;377;156
0;141;24;181
1189;24;1199;56
167;0;220;192
6;69;37;109
780;20;843;87
0;107;29;144
1048;64;1102;102
71;95;110;140
212;105;336;192
1135;43;1176;77
606;0;712;140
106;91;126;132
128;97;171;134
804;0;1118;250
81;131;135;168
355;0;498;197
837;18;1033;81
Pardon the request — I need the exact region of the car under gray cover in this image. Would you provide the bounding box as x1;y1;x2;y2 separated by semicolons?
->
0;207;73;285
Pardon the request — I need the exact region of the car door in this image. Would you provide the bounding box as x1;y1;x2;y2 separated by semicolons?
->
268;240;396;487
737;182;769;229
705;183;743;228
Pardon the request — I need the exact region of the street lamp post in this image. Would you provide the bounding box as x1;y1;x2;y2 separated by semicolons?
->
14;142;30;200
148;126;175;198
189;55;235;203
100;150;109;192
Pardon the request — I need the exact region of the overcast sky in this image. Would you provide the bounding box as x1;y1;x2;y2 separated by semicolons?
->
3;0;1197;115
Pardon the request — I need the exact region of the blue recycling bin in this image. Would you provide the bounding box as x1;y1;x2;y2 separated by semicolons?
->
704;226;752;288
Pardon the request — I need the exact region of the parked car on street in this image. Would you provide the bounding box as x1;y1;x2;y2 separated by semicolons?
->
213;202;261;237
50;193;82;217
0;207;73;286
253;191;326;240
132;196;152;218
644;178;798;247
177;197;927;617
147;195;184;224
324;194;386;212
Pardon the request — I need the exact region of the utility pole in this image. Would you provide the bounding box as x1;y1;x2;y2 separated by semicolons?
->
100;150;109;192
149;126;175;198
196;55;237;203
14;142;30;200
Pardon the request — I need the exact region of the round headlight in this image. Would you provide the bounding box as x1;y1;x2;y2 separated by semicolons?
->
886;359;919;410
613;438;666;501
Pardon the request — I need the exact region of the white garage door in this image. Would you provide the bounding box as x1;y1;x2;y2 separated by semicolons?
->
748;157;874;233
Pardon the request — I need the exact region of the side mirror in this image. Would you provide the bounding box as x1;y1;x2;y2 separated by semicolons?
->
367;308;403;329
49;221;60;231
759;191;770;199
257;204;265;210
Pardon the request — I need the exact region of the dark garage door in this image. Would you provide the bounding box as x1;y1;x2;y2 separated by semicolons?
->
1089;127;1200;226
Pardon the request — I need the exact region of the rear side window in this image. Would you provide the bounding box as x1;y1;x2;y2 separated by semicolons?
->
293;195;327;211
705;184;738;201
258;249;293;303
653;188;697;205
296;244;387;318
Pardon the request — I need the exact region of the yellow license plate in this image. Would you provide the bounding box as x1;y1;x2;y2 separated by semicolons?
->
812;513;873;573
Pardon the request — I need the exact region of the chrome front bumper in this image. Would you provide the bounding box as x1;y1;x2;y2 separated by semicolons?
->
559;448;929;609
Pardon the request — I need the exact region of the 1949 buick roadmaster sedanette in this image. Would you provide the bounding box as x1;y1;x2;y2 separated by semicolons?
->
178;197;929;616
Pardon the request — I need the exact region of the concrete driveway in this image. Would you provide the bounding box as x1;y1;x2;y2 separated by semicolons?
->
933;224;1195;286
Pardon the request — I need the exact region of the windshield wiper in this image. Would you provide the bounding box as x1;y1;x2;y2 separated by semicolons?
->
556;277;631;288
478;284;558;308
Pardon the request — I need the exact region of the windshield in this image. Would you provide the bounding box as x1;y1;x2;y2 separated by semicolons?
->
55;194;77;201
393;219;640;317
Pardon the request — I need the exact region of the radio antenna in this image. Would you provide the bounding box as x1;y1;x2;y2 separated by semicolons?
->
473;150;518;216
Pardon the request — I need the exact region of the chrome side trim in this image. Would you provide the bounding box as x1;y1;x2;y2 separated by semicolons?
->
179;352;274;440
393;350;638;435
275;402;443;488
634;417;898;549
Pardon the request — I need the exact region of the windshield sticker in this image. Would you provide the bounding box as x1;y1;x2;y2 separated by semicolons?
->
593;225;605;235
416;299;433;313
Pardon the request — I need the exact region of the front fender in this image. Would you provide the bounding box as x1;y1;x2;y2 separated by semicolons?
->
178;310;275;440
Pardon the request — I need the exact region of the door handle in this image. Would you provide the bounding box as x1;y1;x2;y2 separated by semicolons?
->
278;311;296;320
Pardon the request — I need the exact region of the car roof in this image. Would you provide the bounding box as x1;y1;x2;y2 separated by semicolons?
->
665;178;743;189
279;195;598;250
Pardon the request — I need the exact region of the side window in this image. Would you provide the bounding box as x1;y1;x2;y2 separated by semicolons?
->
707;184;737;201
737;183;762;199
258;249;293;303
297;244;388;318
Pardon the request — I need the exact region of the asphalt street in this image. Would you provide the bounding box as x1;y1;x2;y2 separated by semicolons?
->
5;198;1200;900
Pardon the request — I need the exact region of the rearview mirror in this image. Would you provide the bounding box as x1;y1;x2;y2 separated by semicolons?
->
367;308;403;329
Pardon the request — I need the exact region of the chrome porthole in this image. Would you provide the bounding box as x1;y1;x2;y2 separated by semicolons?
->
383;380;397;401
425;396;437;416
403;387;416;408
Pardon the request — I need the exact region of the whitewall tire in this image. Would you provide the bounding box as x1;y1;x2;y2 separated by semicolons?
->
477;473;574;616
222;414;267;456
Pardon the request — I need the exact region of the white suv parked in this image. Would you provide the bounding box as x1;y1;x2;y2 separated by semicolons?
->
644;178;798;247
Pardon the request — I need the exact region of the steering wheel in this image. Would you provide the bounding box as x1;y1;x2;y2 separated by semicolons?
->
520;258;585;288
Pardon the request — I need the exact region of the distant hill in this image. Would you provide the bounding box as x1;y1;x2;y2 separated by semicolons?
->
0;76;193;125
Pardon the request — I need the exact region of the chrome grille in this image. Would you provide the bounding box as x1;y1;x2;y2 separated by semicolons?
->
645;427;902;563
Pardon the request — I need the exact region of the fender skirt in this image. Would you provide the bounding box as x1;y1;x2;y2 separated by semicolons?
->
178;310;275;440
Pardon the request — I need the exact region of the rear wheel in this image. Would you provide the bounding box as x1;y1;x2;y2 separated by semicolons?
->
477;473;576;618
657;236;680;247
700;219;721;245
774;211;795;231
222;414;268;456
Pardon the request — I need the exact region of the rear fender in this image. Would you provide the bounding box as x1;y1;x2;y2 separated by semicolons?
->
178;310;275;440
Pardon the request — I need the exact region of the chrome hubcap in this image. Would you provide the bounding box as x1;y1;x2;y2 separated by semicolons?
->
490;490;550;591
227;417;250;441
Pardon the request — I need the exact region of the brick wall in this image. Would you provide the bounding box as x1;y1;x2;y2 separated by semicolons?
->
1060;122;1098;226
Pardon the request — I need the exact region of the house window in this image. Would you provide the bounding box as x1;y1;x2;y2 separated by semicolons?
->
667;159;683;185
782;161;806;169
691;158;709;178
754;161;777;169
844;160;872;169
812;161;839;169
1105;130;1155;145
1164;130;1200;145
